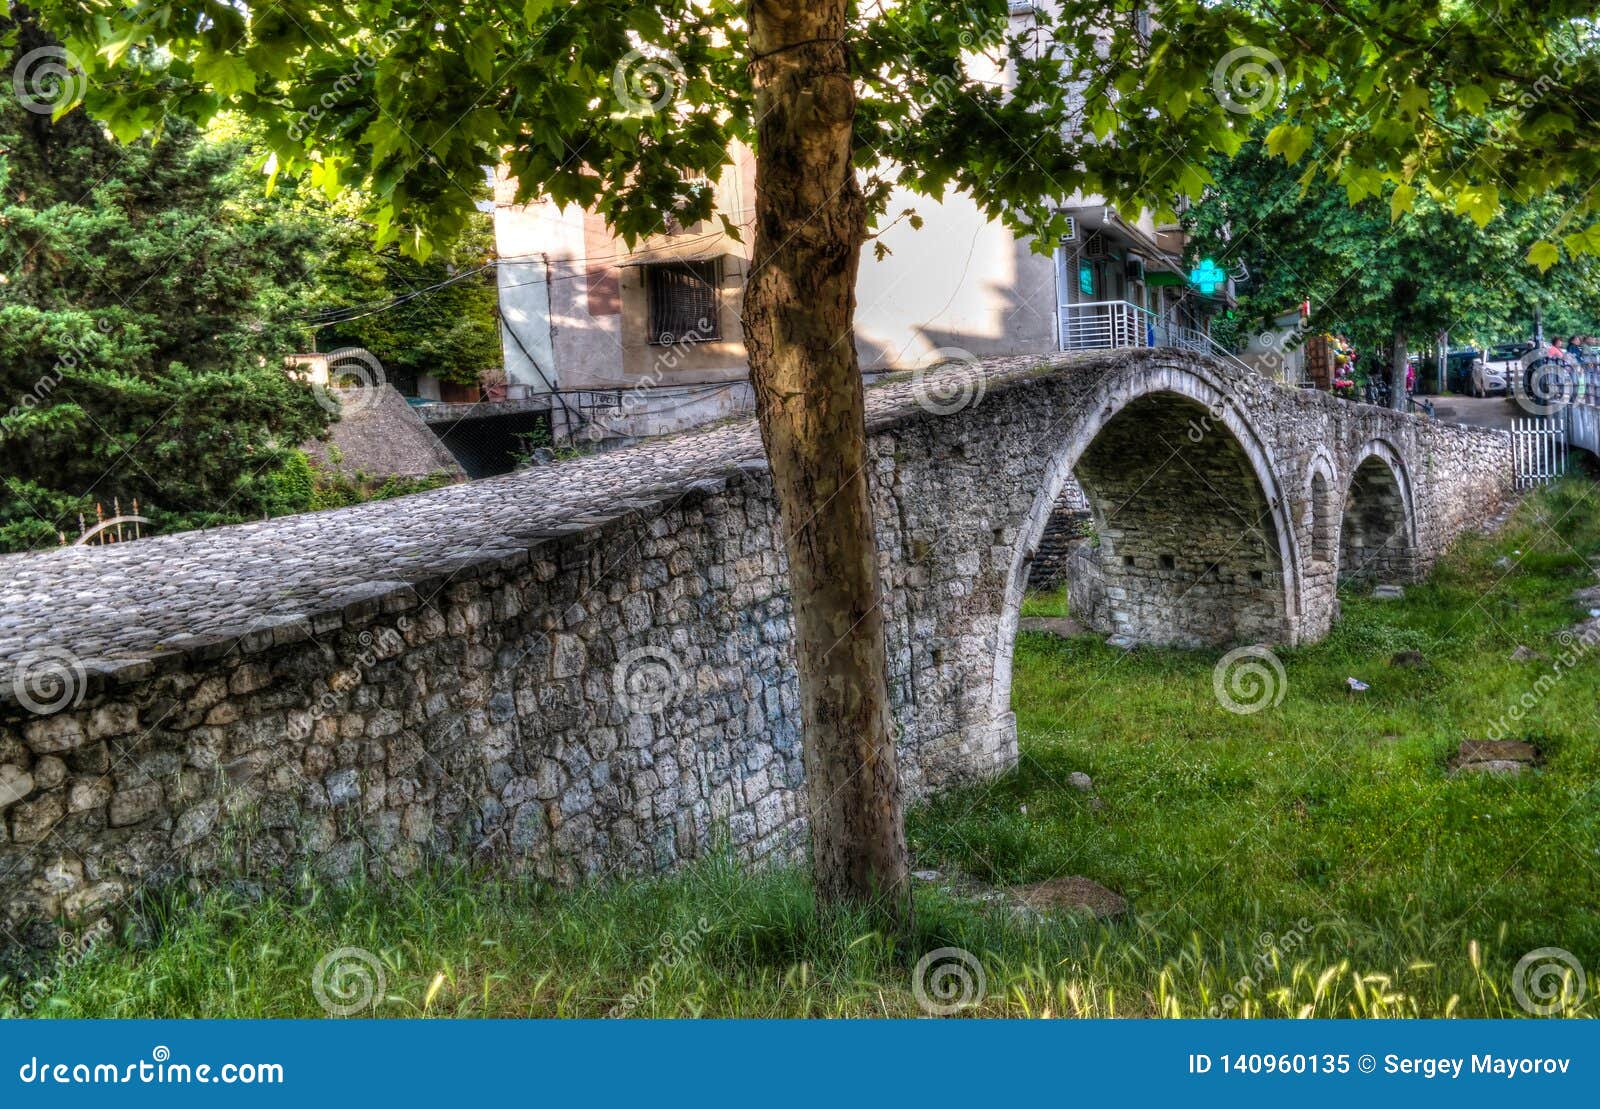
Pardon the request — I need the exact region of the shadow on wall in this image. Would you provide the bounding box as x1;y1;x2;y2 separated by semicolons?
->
861;227;1058;371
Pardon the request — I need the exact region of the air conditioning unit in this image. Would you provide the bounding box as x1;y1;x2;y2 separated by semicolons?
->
1125;253;1146;282
1082;231;1111;260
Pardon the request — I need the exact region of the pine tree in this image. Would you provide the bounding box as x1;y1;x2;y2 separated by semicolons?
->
0;21;328;551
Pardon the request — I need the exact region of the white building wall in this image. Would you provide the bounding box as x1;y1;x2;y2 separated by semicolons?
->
853;186;1059;370
491;199;562;395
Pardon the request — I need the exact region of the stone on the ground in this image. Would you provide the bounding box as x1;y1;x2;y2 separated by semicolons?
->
1009;876;1128;920
1105;633;1137;651
1067;771;1093;792
1454;760;1529;775
911;869;942;882
1448;739;1539;776
1017;616;1086;638
1509;645;1543;662
1372;584;1405;600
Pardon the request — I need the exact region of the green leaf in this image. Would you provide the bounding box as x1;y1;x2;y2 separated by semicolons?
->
1390;183;1416;221
193;51;257;96
1453;184;1499;227
1265;123;1312;164
1526;240;1560;271
1454;84;1491;115
466;27;498;84
1397;84;1429;116
1560;222;1600;258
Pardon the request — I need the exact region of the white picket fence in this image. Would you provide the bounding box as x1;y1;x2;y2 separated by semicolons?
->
1511;415;1567;488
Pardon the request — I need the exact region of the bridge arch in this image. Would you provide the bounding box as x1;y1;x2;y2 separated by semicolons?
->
993;360;1303;721
1338;438;1418;585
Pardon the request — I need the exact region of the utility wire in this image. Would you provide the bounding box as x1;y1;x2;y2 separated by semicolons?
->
302;230;731;324
493;303;580;431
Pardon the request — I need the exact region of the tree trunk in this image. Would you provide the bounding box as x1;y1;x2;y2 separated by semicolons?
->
741;0;911;925
1390;329;1408;410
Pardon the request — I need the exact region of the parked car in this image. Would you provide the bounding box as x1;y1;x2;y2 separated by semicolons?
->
1444;348;1484;394
1471;341;1533;396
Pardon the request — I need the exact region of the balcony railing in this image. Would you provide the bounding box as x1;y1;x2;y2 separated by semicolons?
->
1059;300;1211;354
1059;299;1270;382
1060;300;1136;350
1061;300;1148;351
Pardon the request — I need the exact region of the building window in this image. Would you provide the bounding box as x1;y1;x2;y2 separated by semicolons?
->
1078;262;1096;298
646;260;721;344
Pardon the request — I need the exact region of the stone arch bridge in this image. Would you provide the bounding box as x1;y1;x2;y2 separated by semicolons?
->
0;350;1513;931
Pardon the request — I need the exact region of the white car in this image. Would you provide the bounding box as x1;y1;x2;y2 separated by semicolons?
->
1470;342;1532;396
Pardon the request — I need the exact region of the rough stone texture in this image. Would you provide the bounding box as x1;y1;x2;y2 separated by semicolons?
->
1022;478;1092;591
1011;358;1512;647
0;350;1512;936
1016;616;1086;638
303;384;467;482
1010;875;1129;920
1062;543;1109;630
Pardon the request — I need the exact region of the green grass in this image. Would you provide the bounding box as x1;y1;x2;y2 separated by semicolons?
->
7;482;1600;1019
1019;582;1070;618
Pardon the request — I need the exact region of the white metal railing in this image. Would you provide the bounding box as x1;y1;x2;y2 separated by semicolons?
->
1060;300;1261;378
1152;318;1210;353
1059;300;1154;351
1060;300;1217;357
1512;415;1567;488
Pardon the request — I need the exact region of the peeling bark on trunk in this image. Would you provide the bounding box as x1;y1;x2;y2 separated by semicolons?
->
741;0;911;925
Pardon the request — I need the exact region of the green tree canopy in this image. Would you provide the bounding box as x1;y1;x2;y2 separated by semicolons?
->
0;18;328;550
267;177;501;390
1188;118;1600;363
22;2;1599;264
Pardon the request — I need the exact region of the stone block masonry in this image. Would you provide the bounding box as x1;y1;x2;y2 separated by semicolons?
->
1022;478;1092;592
0;350;1513;938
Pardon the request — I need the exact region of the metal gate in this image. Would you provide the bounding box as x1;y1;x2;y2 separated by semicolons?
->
1512;414;1567;488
